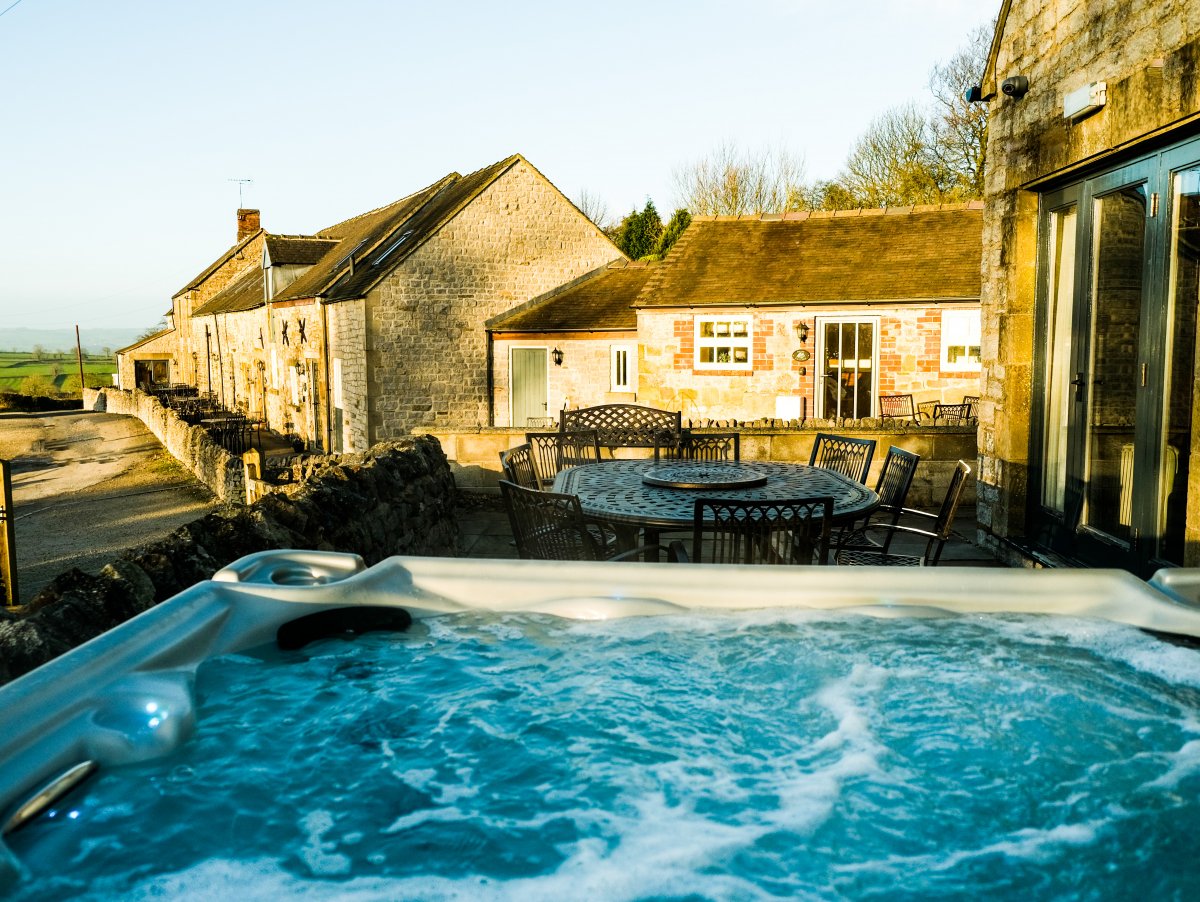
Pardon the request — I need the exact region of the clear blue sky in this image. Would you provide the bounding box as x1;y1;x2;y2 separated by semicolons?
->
0;0;992;331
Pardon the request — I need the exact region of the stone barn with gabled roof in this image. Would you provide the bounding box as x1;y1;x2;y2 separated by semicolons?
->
118;154;623;451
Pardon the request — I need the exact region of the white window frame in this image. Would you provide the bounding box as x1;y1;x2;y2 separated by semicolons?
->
815;314;880;420
610;343;636;392
694;315;752;370
332;358;344;409
940;308;982;371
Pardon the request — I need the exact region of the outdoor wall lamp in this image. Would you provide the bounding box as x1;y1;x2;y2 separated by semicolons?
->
552;347;564;366
794;322;809;343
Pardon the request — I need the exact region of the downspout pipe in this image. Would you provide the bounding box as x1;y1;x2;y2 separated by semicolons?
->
320;298;332;452
485;329;495;427
212;314;225;409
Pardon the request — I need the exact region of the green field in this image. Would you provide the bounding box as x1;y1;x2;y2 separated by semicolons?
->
0;350;117;394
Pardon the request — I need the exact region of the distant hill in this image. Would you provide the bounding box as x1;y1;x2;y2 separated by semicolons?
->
1;327;149;354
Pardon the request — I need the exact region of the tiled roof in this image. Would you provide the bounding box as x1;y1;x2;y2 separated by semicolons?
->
274;154;524;303
488;261;649;332
264;235;339;266
635;204;984;309
192;265;265;316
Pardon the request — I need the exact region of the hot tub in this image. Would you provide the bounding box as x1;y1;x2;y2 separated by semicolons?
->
2;553;1200;898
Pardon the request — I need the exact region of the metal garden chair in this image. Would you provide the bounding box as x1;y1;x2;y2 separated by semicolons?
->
653;431;741;463
526;430;603;487
499;443;540;490
808;433;876;484
834;445;921;554
878;394;921;424
559;404;681;455
670;496;834;566
499;480;676;562
836;460;972;567
931;403;974;425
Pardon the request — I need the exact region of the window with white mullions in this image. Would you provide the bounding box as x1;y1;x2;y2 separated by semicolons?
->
816;316;878;419
695;316;751;370
941;309;982;370
610;343;636;391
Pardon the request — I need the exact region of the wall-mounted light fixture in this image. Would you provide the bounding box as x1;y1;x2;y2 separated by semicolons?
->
552;347;564;366
1063;82;1106;121
794;322;809;343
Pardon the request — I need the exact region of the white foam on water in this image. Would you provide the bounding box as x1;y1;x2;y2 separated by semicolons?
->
68;853;781;902
382;804;469;834
990;615;1200;689
834;819;1106;882
297;810;351;877
1142;738;1200;791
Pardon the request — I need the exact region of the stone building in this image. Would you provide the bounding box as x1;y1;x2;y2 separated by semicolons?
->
490;206;984;425
118;155;621;450
488;261;649;426
976;0;1200;572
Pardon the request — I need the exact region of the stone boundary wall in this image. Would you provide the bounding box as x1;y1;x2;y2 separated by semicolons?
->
431;420;978;510
0;436;459;685
85;387;246;503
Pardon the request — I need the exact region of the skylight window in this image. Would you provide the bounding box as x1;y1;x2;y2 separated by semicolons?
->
374;230;414;266
335;239;368;270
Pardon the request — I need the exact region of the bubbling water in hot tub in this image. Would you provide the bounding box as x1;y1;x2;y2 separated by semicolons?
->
7;607;1200;900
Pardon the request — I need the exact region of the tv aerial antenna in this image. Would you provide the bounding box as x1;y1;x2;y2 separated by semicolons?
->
228;178;254;207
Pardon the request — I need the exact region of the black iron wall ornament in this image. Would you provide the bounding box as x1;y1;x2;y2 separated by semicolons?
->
297;318;307;344
258;328;264;347
281;321;290;346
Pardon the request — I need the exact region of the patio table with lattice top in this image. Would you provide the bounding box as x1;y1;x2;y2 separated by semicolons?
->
553;460;879;543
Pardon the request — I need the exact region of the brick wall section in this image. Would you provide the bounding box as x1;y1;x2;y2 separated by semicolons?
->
637;308;981;421
978;1;1200;560
365;160;619;440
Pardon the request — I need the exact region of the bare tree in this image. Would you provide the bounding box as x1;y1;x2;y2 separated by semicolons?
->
673;142;807;216
810;22;992;209
575;189;612;231
928;22;991;200
837;104;943;208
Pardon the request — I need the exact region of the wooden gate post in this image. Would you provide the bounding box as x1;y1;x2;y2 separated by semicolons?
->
1;460;17;609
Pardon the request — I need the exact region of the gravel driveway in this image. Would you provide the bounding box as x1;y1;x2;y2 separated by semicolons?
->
1;410;220;604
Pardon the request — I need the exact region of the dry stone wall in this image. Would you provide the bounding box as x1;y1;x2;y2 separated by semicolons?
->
0;435;459;686
89;388;246;503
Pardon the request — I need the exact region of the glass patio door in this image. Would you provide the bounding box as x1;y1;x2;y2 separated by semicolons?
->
816;317;877;420
1157;166;1200;564
1034;138;1200;572
1079;182;1148;548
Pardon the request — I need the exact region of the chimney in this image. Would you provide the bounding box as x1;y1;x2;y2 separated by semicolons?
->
237;209;261;242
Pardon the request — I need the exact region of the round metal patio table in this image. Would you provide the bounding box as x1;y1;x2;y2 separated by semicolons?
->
553;459;880;551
